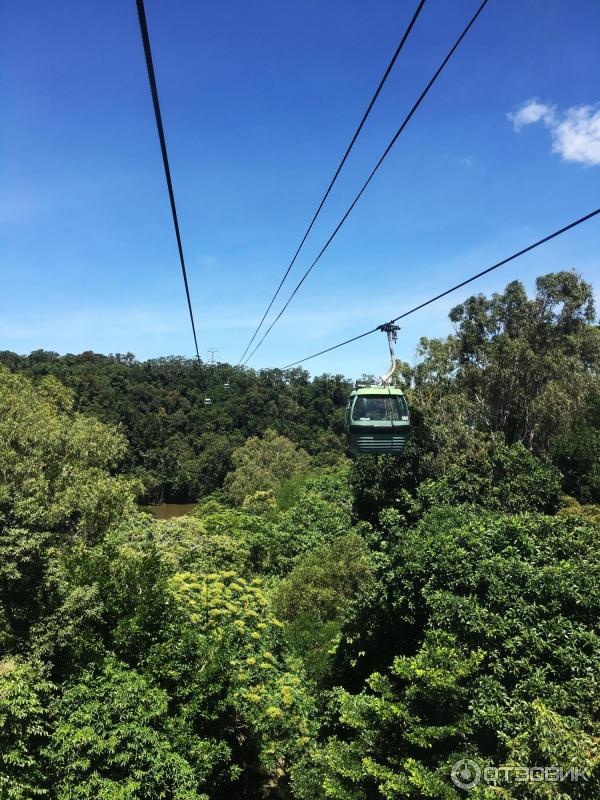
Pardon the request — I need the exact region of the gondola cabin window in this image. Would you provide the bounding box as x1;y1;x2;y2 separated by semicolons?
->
352;395;408;422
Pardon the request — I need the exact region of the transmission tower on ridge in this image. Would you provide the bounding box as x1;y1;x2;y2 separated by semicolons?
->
207;347;219;365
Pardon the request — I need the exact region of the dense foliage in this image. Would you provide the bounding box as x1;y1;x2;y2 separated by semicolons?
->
0;351;351;504
1;271;598;799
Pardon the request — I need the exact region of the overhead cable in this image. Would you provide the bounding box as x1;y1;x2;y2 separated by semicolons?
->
244;0;491;364
136;0;202;367
281;206;600;369
237;0;428;364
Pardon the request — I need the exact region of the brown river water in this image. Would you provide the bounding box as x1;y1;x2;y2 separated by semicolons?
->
144;503;197;520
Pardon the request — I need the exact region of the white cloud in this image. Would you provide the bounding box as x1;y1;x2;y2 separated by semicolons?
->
551;105;600;166
508;99;600;166
507;100;555;131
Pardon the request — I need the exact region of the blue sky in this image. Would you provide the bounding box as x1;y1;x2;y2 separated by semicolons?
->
1;0;599;378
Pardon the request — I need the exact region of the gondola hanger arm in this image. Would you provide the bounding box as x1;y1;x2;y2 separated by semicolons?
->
378;323;401;386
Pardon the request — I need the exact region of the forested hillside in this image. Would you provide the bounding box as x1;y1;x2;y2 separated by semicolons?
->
2;272;598;507
0;350;351;504
1;272;599;799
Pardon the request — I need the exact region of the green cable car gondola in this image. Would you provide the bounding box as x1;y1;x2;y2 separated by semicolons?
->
344;323;410;455
345;386;410;454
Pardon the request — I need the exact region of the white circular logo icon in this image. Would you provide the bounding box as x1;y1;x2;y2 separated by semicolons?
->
451;759;481;789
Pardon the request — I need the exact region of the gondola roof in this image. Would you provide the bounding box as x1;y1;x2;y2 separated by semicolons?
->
350;386;406;397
